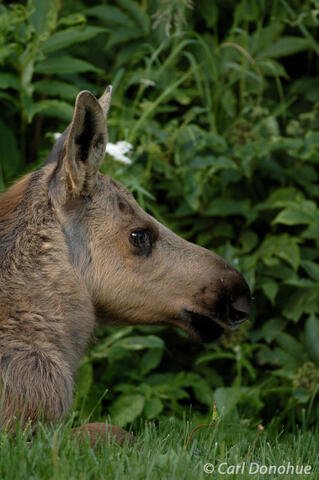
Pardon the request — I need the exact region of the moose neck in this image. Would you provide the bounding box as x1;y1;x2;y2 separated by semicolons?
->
0;166;95;373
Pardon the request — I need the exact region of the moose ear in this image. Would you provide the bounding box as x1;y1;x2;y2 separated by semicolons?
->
52;86;112;202
99;84;112;116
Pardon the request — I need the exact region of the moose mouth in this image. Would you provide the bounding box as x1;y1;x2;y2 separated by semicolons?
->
181;304;248;343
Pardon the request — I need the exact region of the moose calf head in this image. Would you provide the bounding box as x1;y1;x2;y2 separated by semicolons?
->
0;85;251;434
47;86;250;344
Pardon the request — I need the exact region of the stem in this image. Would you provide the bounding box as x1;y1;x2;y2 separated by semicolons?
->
184;423;216;448
241;424;264;463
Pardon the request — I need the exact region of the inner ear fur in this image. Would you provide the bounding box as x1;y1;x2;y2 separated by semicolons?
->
64;90;107;196
49;87;112;205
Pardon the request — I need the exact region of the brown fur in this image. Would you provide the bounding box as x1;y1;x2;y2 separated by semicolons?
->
0;86;250;440
0;174;31;224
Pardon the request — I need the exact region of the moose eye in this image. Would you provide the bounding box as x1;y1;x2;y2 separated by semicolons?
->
129;229;152;249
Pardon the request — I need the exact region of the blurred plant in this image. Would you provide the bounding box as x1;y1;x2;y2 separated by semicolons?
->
0;0;105;184
293;362;319;395
152;0;194;37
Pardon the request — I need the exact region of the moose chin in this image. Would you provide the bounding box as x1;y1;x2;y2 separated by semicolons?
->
0;85;250;445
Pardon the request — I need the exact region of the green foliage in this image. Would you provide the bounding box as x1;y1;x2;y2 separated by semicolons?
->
1;0;319;430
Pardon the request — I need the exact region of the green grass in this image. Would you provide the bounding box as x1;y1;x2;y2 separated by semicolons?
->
1;418;318;479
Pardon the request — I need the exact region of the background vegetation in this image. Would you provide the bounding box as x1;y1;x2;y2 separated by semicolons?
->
1;0;319;434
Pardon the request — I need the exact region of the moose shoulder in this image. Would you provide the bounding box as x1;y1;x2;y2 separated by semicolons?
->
0;86;250;440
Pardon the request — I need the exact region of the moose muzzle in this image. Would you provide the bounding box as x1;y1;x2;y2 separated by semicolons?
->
179;260;251;343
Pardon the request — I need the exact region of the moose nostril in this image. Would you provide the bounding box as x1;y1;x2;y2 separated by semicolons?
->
230;295;250;324
232;295;250;315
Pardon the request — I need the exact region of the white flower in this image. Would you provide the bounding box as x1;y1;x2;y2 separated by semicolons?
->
140;78;156;87
53;132;61;140
105;141;133;165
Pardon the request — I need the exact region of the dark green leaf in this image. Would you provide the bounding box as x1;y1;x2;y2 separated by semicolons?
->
214;387;241;419
141;348;163;375
261;37;311;59
0;118;22;181
33;79;78;100
85;5;135;26
118;335;164;351
75;360;93;400
144;397;163;419
108;27;143;48
35;56;101;74
305;316;319;364
29;0;59;35
40;26;106;54
261;318;287;343
302;260;319;281
24;99;74;122
273;202;319;226
110;394;145;427
205;198;256;222
257;234;300;271
117;0;150;33
0;73;21;91
259;277;279;305
193;378;214;407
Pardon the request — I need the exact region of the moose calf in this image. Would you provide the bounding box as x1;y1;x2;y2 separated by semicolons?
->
0;86;250;444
